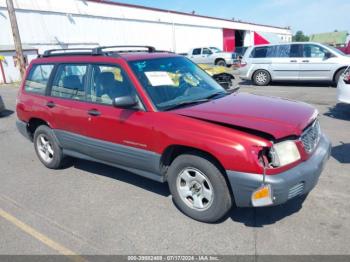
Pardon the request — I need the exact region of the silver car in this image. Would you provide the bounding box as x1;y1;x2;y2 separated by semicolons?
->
239;42;350;86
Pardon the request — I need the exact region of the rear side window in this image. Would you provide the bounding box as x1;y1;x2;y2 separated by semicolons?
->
51;64;87;100
24;64;54;95
192;48;201;55
250;45;302;58
251;46;269;58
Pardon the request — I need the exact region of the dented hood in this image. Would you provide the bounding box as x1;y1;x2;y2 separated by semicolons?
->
170;93;317;139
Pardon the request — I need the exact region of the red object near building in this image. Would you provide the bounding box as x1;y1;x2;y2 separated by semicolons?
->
254;32;270;45
223;28;235;52
338;42;350;54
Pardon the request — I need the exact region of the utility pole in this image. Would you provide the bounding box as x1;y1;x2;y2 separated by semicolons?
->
6;0;26;79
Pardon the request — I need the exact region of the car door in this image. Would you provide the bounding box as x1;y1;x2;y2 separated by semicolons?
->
189;48;203;63
299;43;335;80
82;63;159;175
269;44;302;80
200;48;214;64
47;63;92;140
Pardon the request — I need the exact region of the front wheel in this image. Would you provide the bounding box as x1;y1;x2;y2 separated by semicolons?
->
253;69;271;86
333;68;346;87
167;153;232;223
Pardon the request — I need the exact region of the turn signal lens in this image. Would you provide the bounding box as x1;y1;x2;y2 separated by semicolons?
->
251;184;274;207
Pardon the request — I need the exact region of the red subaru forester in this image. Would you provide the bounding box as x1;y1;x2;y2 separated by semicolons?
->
16;46;331;222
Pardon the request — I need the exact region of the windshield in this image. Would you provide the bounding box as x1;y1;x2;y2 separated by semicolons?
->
129;57;226;111
209;47;222;53
324;44;346;56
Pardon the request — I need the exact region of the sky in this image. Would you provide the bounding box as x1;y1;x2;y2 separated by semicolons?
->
112;0;350;35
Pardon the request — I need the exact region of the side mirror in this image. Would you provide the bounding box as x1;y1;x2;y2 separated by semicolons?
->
113;96;138;109
324;52;333;59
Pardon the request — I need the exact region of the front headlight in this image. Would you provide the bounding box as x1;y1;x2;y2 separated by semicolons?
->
269;141;300;167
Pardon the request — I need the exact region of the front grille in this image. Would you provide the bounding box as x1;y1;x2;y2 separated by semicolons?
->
288;182;305;199
301;120;321;153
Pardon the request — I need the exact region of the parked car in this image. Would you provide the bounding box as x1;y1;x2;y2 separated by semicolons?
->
198;63;234;90
337;66;350;104
235;46;248;58
239;42;350;86
0;95;5;114
337;42;350;55
16;46;331;222
186;47;237;67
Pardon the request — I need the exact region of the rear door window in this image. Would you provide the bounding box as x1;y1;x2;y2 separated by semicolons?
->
51;64;87;100
24;64;54;95
192;48;201;55
289;44;303;57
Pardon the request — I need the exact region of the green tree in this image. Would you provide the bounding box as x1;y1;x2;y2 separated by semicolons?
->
292;31;310;42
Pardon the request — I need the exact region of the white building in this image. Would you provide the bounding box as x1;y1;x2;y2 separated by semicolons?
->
0;0;292;83
0;45;38;84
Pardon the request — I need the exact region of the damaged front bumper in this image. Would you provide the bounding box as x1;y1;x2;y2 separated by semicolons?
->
226;134;332;207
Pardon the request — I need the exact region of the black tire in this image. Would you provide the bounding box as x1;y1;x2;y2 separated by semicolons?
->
33;125;67;169
167;153;232;223
252;69;271;86
333;68;346;87
215;59;227;67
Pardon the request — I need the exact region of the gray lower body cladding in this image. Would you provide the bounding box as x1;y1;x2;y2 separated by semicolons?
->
16;119;163;182
53;130;163;182
226;134;332;207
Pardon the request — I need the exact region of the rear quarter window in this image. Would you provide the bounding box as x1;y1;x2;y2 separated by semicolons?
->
24;64;54;95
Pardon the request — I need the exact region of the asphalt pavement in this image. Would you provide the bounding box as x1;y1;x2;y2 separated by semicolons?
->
0;80;349;256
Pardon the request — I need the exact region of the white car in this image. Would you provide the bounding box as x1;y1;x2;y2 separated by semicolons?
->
239;42;350;86
186;47;236;67
337;66;350;104
0;96;5;114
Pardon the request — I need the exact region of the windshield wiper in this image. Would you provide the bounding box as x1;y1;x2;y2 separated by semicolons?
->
164;98;210;111
204;91;228;100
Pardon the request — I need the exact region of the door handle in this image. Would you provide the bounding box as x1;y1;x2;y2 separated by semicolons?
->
290;60;297;63
88;109;101;116
46;101;55;108
302;60;309;63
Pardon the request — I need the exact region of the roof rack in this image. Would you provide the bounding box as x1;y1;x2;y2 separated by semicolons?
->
41;48;99;57
40;46;157;57
92;45;156;55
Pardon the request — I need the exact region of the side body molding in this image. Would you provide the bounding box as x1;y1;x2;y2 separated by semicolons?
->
53;130;164;182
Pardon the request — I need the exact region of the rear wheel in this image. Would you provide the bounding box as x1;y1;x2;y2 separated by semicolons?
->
34;125;66;169
215;59;227;67
253;69;271;86
167;153;232;223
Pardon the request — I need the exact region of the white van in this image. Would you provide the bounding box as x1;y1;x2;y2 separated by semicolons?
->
239;42;350;86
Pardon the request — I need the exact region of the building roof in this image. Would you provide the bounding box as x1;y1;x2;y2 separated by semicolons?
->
89;0;290;31
309;31;348;45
